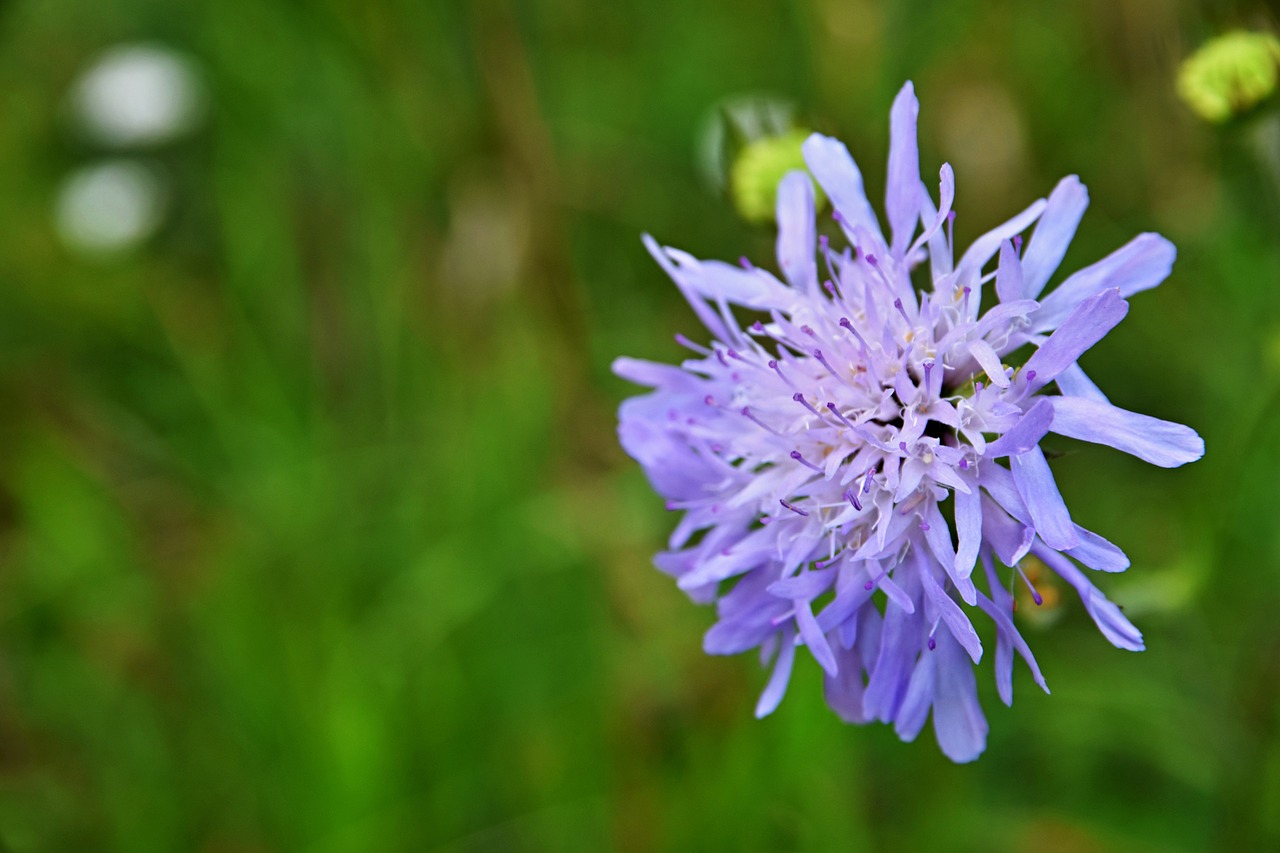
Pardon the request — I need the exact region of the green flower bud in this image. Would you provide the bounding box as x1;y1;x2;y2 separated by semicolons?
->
1177;31;1280;123
729;129;827;224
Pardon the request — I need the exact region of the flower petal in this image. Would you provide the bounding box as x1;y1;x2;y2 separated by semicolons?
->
755;627;799;717
1049;396;1204;468
887;82;922;259
1023;288;1128;391
801;133;883;245
1035;233;1174;332
776;170;819;296
1011;446;1078;550
931;630;989;763
1022;176;1088;298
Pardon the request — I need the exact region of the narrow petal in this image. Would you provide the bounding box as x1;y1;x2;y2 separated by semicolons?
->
919;564;983;663
921;502;977;604
974;589;1049;697
931;630;989;763
1022;176;1089;298
801;133;883;244
1054;362;1110;403
969;339;1009;388
985;398;1054;459
776;170;819;296
755;627;798;717
1035;233;1174;332
824;643;868;723
995;239;1026;303
1023;288;1128;390
642;233;730;341
1036;548;1145;651
954;482;982;579
954;199;1047;289
797;600;839;677
893;651;936;742
1011;446;1078;549
1049;396;1204;468
886;82;922;258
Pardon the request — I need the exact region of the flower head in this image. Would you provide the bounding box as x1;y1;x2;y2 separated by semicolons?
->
614;82;1204;762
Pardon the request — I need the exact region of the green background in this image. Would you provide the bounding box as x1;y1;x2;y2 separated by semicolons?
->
0;0;1275;850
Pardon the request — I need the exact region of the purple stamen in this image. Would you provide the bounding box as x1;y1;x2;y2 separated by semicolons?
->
741;406;783;435
843;488;862;511
893;298;911;323
928;636;937;651
923;360;935;388
704;395;715;406
838;316;868;348
779;498;810;517
1012;235;1023;253
862;467;876;494
801;325;817;338
739;255;754;270
790;450;823;473
1016;565;1044;606
920;521;931;532
793;392;823;418
962;286;972;314
833;210;848;226
715;349;730;367
811;348;843;380
825;402;855;429
751;321;766;334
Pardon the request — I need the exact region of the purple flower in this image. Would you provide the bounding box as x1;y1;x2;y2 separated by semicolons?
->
613;82;1203;762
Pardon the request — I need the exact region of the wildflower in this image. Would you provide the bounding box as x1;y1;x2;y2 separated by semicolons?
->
614;82;1203;762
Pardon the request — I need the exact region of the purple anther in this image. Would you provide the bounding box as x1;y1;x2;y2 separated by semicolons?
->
843;488;862;511
862;467;875;494
923;360;935;387
838;317;868;348
928;637;937;651
920;522;931;532
1012;235;1023;253
893;298;911;323
1016;565;1044;606
899;441;909;453
833;210;848;226
865;253;878;266
793;393;822;418
726;348;743;361
739;255;754;270
962;286;972;313
958;458;969;470
716;349;730;367
710;443;723;453
947;210;957;223
825;402;855;429
779;498;810;517
704;395;716;406
818;234;829;251
790;450;823;473
751;321;766;333
1025;369;1037;385
801;325;817;338
812;348;842;379
823;280;837;296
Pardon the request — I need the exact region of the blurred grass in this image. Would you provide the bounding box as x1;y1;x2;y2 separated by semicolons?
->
0;0;1274;850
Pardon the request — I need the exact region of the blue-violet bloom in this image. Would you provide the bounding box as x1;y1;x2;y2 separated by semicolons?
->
613;82;1203;762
